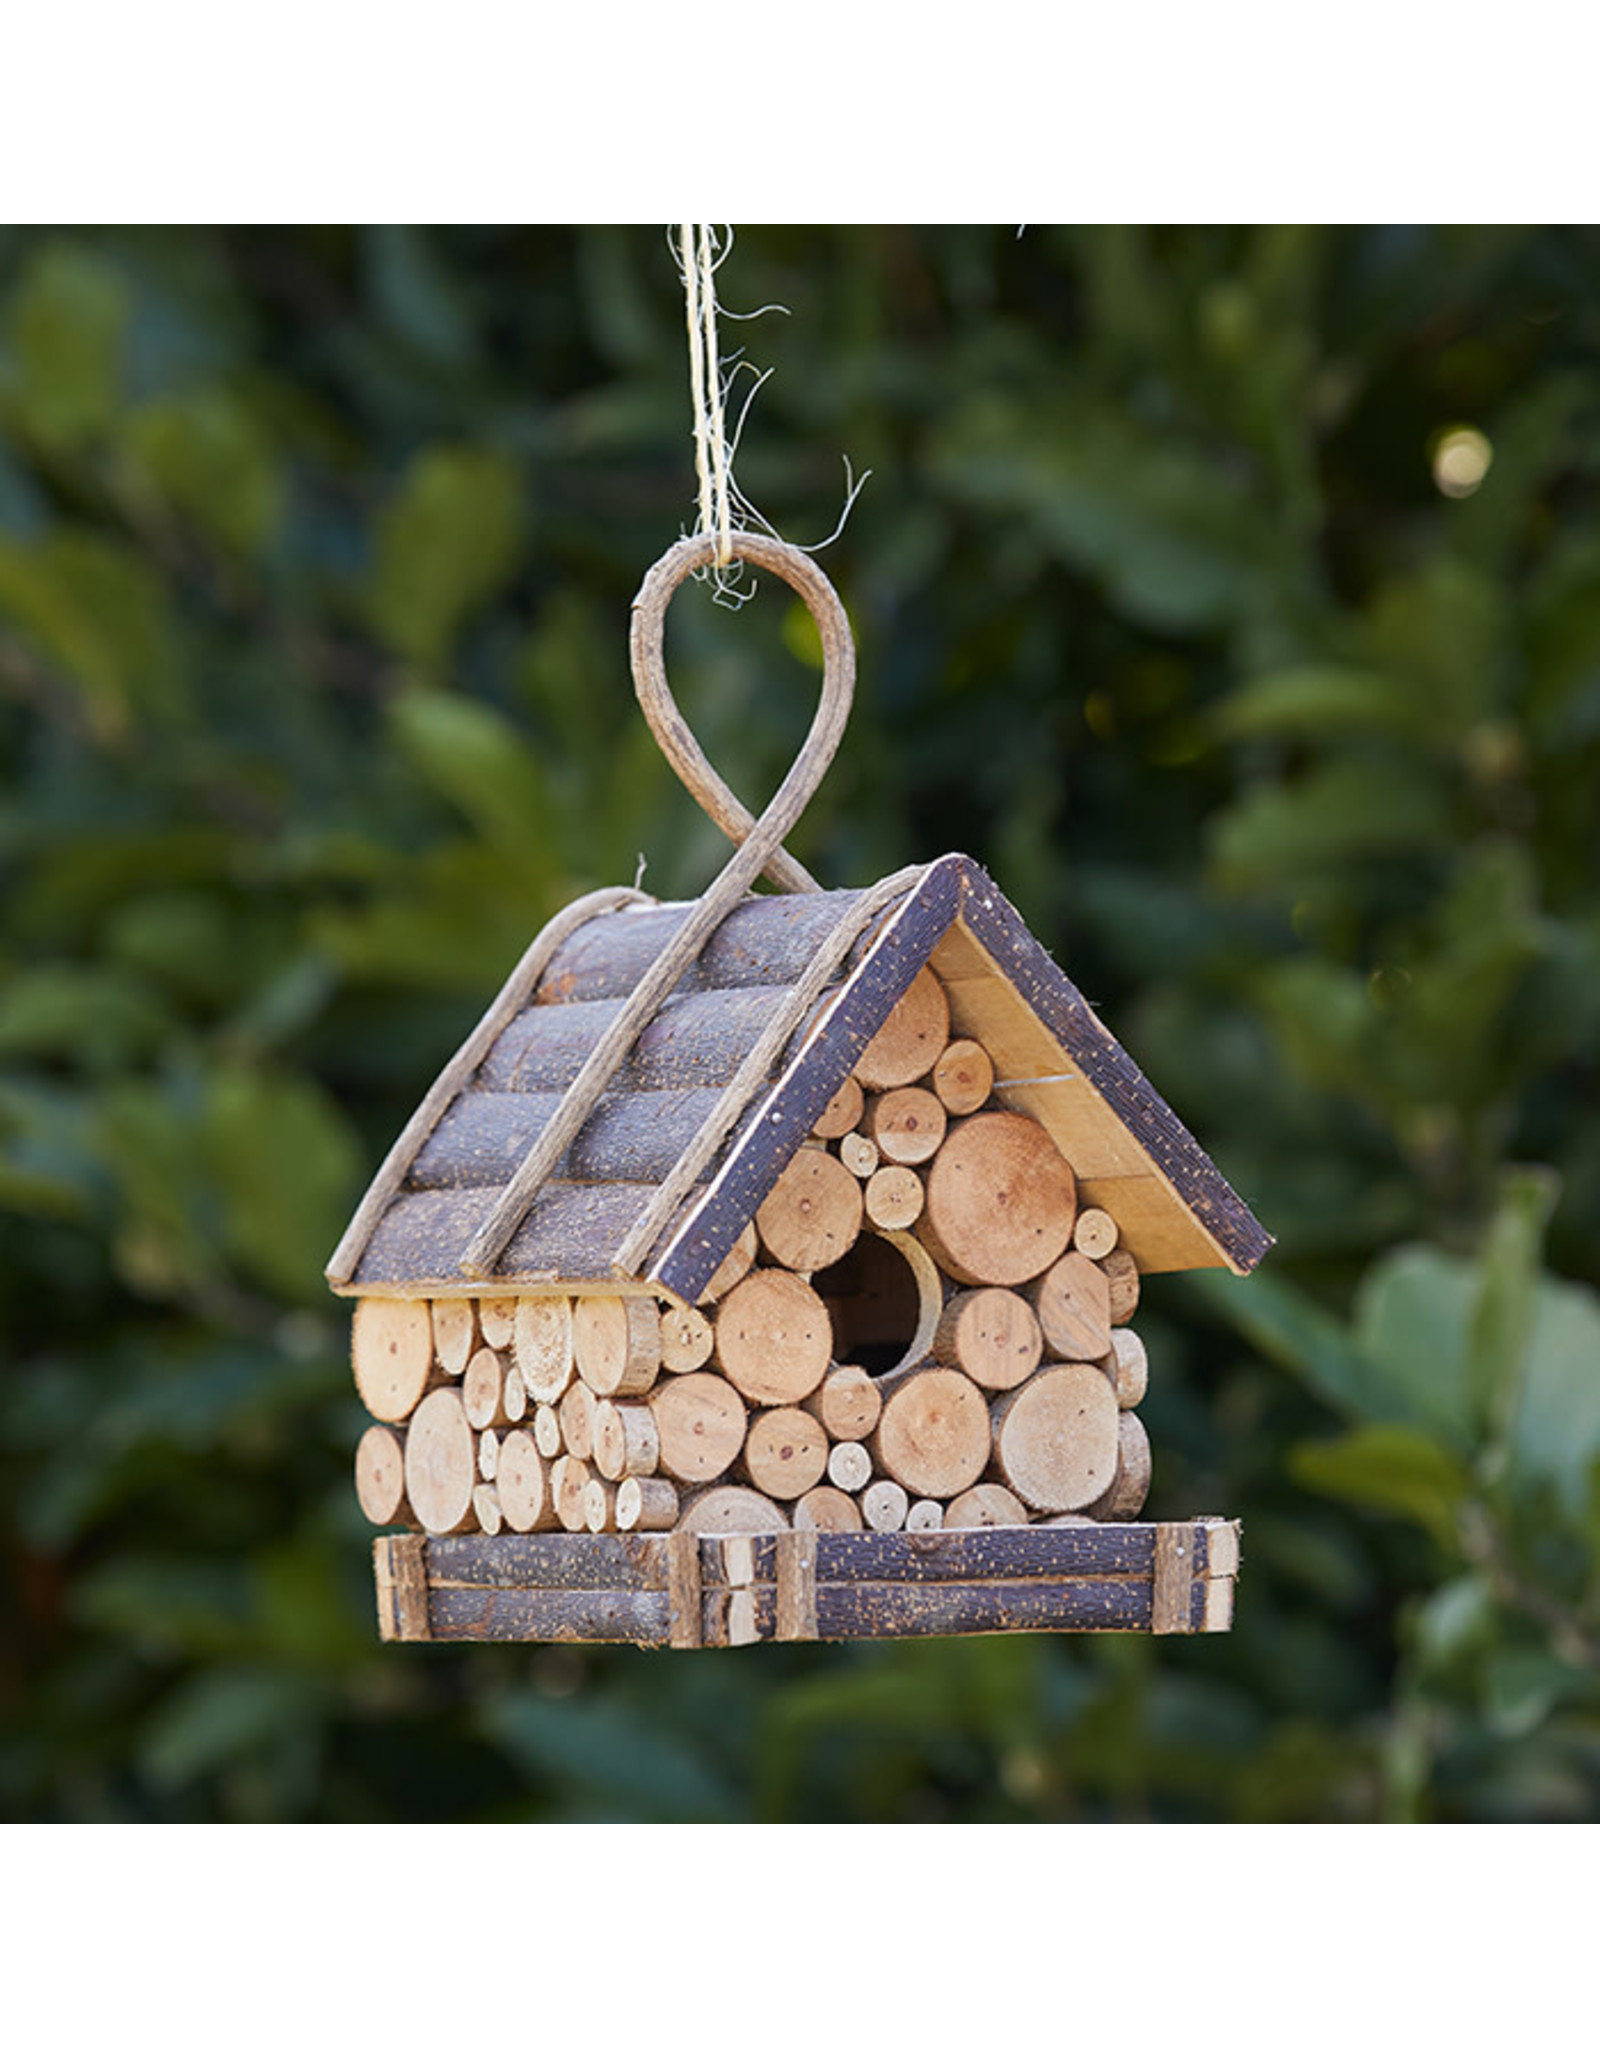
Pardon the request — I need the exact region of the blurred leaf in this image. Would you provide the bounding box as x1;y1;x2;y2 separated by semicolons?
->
1352;1248;1479;1449
1292;1424;1470;1547
1209;757;1453;894
1509;1273;1600;1514
390;687;560;870
3;240;127;449
202;1066;360;1302
1216;665;1431;742
0;529;185;737
481;1690;738;1820
139;1666;321;1790
123;387;285;558
0;964;168;1071
368;444;524;666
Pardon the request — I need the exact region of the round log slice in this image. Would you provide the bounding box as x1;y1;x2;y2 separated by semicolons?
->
1088;1411;1152;1520
403;1387;476;1533
514;1296;575;1403
430;1298;476;1377
863;1087;946;1166
660;1303;715;1374
1029;1251;1112;1362
714;1269;833;1406
755;1148;863;1274
1100;1247;1140;1325
574;1295;661;1398
918;1111;1077;1287
355;1424;409;1526
678;1487;789;1535
873;1367;991;1499
804;1363;883;1443
992;1364;1119;1513
351;1298;434;1423
497;1430;555;1532
932;1286;1043;1392
742;1406;829;1500
651;1372;748;1484
794;1486;864;1532
944;1482;1028;1528
854;967;950;1089
932;1038;994;1117
1103;1328;1148;1408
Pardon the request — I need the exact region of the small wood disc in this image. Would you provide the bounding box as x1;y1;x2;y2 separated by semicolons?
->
430;1297;476;1377
873;1367;991;1499
497;1431;554;1532
551;1453;591;1531
1073;1207;1119;1260
755;1149;863;1274
944;1483;1028;1528
477;1428;499;1481
1100;1246;1141;1325
864;1164;925;1230
826;1439;872;1492
616;1475;679;1531
794;1486;863;1532
574;1295;661;1398
805;1364;882;1443
906;1498;945;1532
477;1297;517;1349
932;1038;994;1116
1088;1411;1152;1521
1104;1328;1148;1408
918;1111;1077;1286
462;1346;507;1430
861;1478;909;1531
403;1387;475;1534
812;1074;864;1141
993;1364;1119;1513
742;1406;829;1500
864;1086;946;1166
651;1372;748;1484
932;1286;1043;1391
532;1403;562;1459
514;1296;575;1403
678;1487;789;1535
354;1424;408;1526
558;1378;596;1461
592;1400;659;1482
473;1482;502;1535
854;967;950;1089
1030;1251;1113;1362
583;1477;617;1533
351;1298;434;1423
714;1269;833;1406
838;1131;879;1178
660;1303;715;1373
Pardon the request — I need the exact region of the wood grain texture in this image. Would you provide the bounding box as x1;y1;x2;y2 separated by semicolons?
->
374;1535;431;1641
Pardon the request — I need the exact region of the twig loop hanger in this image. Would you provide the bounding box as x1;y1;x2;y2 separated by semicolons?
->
630;531;856;895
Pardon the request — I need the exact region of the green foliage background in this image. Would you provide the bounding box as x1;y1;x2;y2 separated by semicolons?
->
3;225;1599;1822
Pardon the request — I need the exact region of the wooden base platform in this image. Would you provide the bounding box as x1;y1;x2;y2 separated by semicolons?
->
373;1520;1240;1648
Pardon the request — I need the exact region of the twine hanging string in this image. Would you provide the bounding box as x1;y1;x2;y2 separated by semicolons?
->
672;225;870;604
679;224;734;570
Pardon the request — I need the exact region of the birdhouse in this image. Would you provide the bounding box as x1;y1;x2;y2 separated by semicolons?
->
326;536;1269;1649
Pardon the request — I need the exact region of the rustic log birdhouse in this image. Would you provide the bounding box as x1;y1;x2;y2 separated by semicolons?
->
327;534;1270;1649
